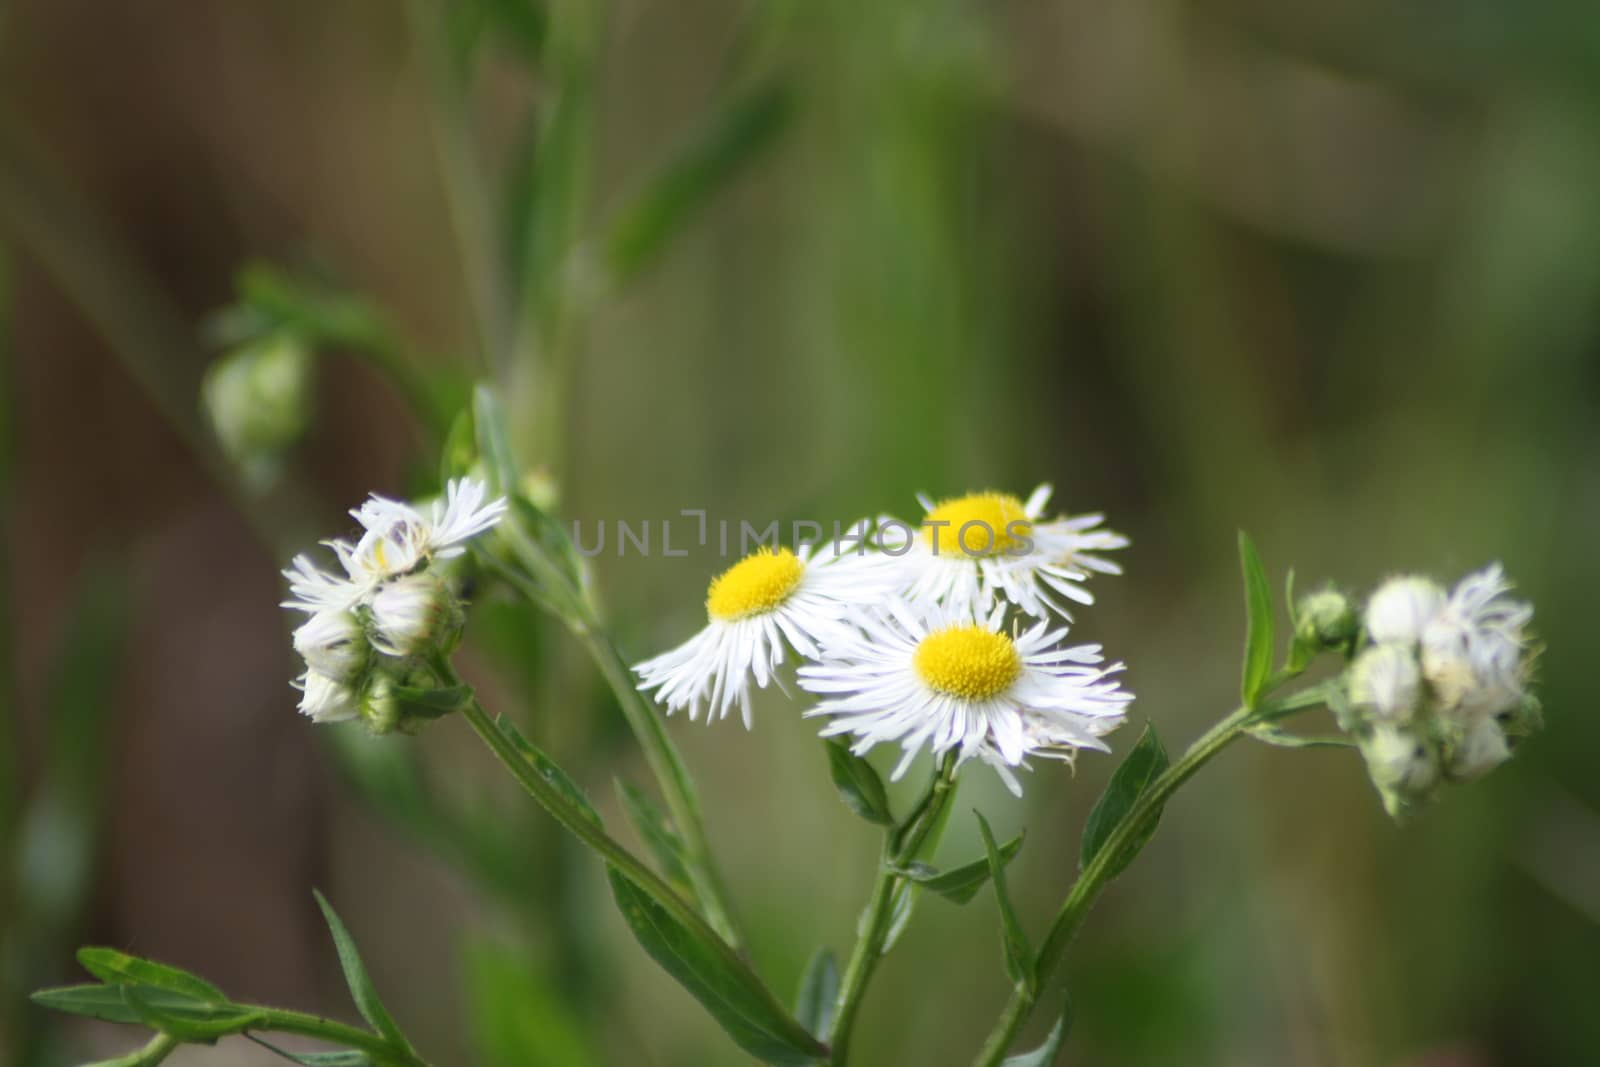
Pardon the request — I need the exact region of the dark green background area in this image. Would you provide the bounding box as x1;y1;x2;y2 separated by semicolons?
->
2;1;1597;1064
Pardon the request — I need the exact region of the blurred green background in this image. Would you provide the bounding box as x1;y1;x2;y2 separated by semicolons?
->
2;0;1598;1064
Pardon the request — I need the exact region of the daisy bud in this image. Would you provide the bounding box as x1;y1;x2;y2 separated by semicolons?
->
361;672;401;735
201;333;312;488
1348;643;1423;724
1360;724;1439;817
370;574;462;658
1364;576;1446;646
1295;588;1357;654
296;670;360;724
292;609;369;683
1443;716;1512;783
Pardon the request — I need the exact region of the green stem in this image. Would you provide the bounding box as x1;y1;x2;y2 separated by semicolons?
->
971;685;1331;1067
252;1007;429;1066
828;752;960;1064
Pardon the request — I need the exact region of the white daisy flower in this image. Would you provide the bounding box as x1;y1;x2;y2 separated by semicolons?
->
798;601;1131;795
1419;563;1533;721
1364;576;1446;646
295;670;361;723
347;477;509;582
1347;643;1423;723
877;485;1127;620
633;537;885;728
282;553;365;614
291;608;369;683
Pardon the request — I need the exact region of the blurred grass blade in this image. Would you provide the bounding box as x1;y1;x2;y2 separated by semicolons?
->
824;740;893;825
1238;531;1274;708
891;830;1024;905
1002;998;1071;1066
1079;723;1168;882
312;891;411;1052
616;780;692;893
605;77;794;281
793;948;838;1039
976;812;1034;995
605;868;828;1065
463;938;594;1067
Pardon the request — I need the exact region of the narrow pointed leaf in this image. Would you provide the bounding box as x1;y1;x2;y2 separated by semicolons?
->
248;1039;375;1066
77;948;224;1003
890;831;1024;905
1080;724;1168;881
1002;998;1072;1066
31;984;199;1026
793;948;839;1039
617;780;692;892
976;812;1034;994
606;868;827;1065
879;881;916;954
495;717;600;825
121;984;262;1042
313;891;409;1051
1238;531;1275;708
823;740;893;825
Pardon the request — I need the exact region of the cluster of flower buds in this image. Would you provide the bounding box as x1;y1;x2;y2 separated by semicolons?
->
282;478;507;734
1335;565;1540;817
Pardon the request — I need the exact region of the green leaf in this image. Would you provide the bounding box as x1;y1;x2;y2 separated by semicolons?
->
890;830;1024;905
879;881;916;954
31;984;201;1026
1246;724;1356;750
792;947;838;1040
248;1042;375;1067
1002;998;1072;1066
1079;723;1169;881
77;948;224;1002
616;780;693;893
313;891;409;1051
606;868;827;1065
606;78;794;280
823;740;893;825
121;984;262;1042
976;812;1034;994
1238;531;1275;708
495;716;601;826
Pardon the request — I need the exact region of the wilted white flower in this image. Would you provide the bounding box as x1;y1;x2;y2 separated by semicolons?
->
798;601;1131;795
875;485;1126;621
370;573;460;657
1444;715;1512;782
1420;564;1533;721
1347;643;1423;723
634;537;885;728
1360;724;1440;816
1364;576;1446;646
291;609;369;683
294;670;360;724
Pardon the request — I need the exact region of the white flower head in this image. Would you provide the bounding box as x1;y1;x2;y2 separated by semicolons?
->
347;477;509;582
1419;563;1533;722
292;609;369;683
295;670;360;724
1347;643;1423;724
634;535;887;728
798;600;1131;796
370;573;460;658
282;553;365;615
873;486;1127;622
1364;576;1446;646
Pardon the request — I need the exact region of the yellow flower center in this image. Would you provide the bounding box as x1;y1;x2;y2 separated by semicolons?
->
913;624;1022;700
921;492;1033;558
706;548;806;621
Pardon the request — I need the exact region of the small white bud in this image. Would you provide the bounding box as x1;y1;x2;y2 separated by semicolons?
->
1364;576;1446;646
296;670;360;724
1348;643;1423;723
201;333;313;489
1295;588;1357;652
1444;716;1512;783
370;574;460;657
1361;724;1439;817
292;609;369;683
